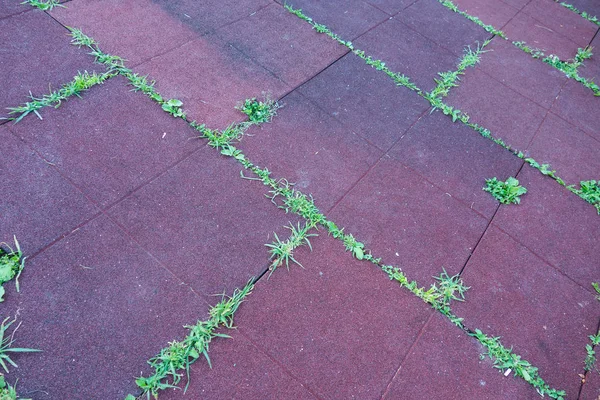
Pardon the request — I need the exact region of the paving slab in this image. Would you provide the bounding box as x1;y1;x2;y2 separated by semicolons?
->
446;66;547;151
365;0;418;15
215;4;349;88
298;53;430;151
107;144;302;297
274;0;390;40
9;76;201;209
500;0;531;10
134;36;289;129
6;214;209;399
566;0;600;17
50;0;198;66
0;10;99;119
0;125;98;256
161;332;318;400
390;110;523;219
397;0;491;57
503;11;583;60
352;16;461;93
454;225;600;397
478;37;567;110
236;234;434;399
328;156;489;287
521;0;598;47
452;0;520;29
528;112;600;185
0;0;29;19
493;166;600;290
238;91;383;213
382;313;536;399
551;78;600;141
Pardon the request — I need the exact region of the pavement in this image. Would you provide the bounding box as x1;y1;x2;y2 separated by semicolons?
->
1;0;599;399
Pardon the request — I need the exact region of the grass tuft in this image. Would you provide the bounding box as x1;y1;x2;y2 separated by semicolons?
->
0;318;41;374
21;0;63;11
483;177;527;205
0;237;25;302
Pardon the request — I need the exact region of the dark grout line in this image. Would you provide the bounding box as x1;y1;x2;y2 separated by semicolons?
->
0;6;32;22
518;7;595;50
577;316;600;400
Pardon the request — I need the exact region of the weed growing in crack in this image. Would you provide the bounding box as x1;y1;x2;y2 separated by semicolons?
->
584;331;600;372
161;99;185;118
237;97;278;123
265;222;317;275
593;282;600;301
0;318;40;374
553;1;600;26
569;180;600;214
21;0;63;11
483;177;528;205
434;269;469;306
0;237;25;302
0;375;27;400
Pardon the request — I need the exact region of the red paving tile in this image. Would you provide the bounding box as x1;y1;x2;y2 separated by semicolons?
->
215;4;348;88
6;215;210;399
454;226;600;397
236;234;434;399
478;37;567;110
390;110;523;219
446;67;547;150
551;79;600;140
298;53;430;151
528;112;600;185
452;0;520;28
397;0;491;57
500;0;531;10
0;125;98;255
493;166;600;290
274;0;390;40
50;0;198;66
107;145;301;297
238;91;383;212
0;0;29;19
382;314;535;399
328;156;489;287
134;36;289;129
9;76;201;209
352;17;461;92
0;10;99;119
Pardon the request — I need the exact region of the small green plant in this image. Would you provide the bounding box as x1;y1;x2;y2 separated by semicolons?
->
0;375;29;400
593;282;600;301
0;318;40;374
572;180;600;214
0;237;25;302
342;234;365;260
161;99;185;118
265;222;317;275
21;0;63;11
483;177;527;204
434;269;469;307
584;330;600;373
237;97;278;123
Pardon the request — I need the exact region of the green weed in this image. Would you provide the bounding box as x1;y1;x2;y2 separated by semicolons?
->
570;180;600;214
554;1;600;26
593;282;600;301
21;0;63;11
483;177;527;205
161;99;186;119
0;237;25;302
237;97;278;123
0;318;40;374
265;222;317;275
0;375;29;400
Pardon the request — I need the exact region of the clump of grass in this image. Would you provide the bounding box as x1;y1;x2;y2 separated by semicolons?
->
237;97;278;123
0;237;25;302
584;331;600;372
161;99;185;118
570;180;600;214
483;177;527;205
265;222;317;275
21;0;63;11
0;375;28;400
0;318;41;374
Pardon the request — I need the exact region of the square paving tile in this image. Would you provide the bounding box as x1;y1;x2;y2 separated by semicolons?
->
478;37;567;110
50;0;198;66
0;125;98;255
134;36;289;129
215;4;349;88
454;225;600;397
328;156;489;287
528;112;600;186
446;67;547;150
9;76;201;209
298;53;430;151
521;0;598;47
390;110;523;219
274;0;390;40
5;215;210;399
107;145;301;297
452;0;520;28
493;166;600;289
366;0;418;15
382;313;535;399
0;0;29;19
236;234;434;399
0;10;99;119
397;0;491;57
352;16;461;92
238;91;383;213
551;79;600;141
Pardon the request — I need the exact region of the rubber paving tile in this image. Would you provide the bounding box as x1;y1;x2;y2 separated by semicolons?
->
0;10;99;120
382;314;535;399
390;110;523;219
298;53;430;151
477;37;567;110
133;36;289;129
9;76;201;209
493;166;600;290
161;332;318;400
328;156;489;287
581;352;600;400
454;225;600;398
0;125;98;256
235;234;434;399
50;0;198;66
528;112;600;186
238;91;383;213
107;144;302;297
446;66;547;151
4;215;209;399
397;0;491;57
551;79;600;141
451;0;520;29
274;0;390;40
366;0;418;15
0;0;29;19
215;4;349;88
